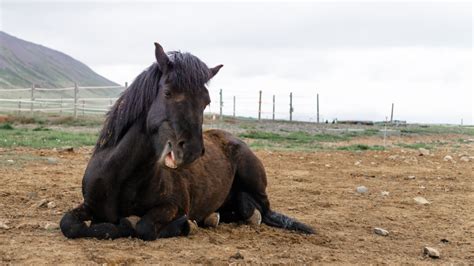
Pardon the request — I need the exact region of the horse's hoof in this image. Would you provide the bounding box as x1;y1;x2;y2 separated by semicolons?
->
125;215;141;230
246;209;262;225
187;220;199;235
203;212;220;228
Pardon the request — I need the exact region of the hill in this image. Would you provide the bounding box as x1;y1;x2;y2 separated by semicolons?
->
0;31;118;89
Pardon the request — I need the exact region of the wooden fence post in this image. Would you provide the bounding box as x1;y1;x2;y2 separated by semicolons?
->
73;82;78;119
233;96;236;118
289;92;293;122
272;95;275;121
30;84;35;115
60;96;63;115
219;89;223;120
317;93;320;123
390;103;394;123
258;90;262;121
18;98;22;115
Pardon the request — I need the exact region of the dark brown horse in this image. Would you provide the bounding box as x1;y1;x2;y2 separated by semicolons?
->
60;43;314;241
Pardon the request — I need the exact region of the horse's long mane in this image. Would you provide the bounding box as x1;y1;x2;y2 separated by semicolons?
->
95;52;211;151
95;63;162;150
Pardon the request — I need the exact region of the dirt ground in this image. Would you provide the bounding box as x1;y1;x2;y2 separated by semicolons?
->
0;134;473;264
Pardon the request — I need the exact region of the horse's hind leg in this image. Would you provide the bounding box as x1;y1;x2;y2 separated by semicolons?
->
60;203;135;239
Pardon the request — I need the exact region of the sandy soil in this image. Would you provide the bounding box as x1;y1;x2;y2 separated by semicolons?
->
0;134;473;264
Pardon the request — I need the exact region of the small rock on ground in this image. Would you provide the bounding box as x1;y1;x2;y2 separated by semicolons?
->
443;155;454;162
460;156;470;162
44;222;59;230
58;146;74;153
418;148;430;156
36;199;49;208
374;227;389;236
414;196;430;205
47;201;56;209
356;186;368;194
7;159;14;164
423;247;440;258
230;251;244;260
380;191;390;196
46;157;58;165
405;175;416;180
0;221;10;230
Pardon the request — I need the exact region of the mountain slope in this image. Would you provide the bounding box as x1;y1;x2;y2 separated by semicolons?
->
0;31;118;89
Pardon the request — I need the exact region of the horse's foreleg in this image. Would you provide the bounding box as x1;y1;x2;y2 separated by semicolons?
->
60;203;92;238
60;203;135;239
135;204;191;241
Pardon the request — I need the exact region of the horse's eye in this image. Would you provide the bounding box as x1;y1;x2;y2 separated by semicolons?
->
164;90;171;98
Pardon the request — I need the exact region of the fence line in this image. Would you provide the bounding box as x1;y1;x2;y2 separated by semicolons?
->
0;84;400;124
0;83;126;118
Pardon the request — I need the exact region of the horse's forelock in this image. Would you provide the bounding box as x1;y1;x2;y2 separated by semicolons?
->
167;51;210;94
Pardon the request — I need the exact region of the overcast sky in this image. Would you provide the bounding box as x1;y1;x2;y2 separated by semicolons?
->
0;0;472;124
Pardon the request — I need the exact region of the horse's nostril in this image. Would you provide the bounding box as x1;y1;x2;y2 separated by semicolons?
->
201;148;205;156
178;140;186;149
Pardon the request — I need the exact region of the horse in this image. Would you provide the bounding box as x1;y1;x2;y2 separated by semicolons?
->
60;42;315;241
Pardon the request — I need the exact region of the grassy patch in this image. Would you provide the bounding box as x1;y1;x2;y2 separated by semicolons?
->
5;114;104;127
396;142;434;150
0;123;14;130
401;125;474;136
240;130;351;143
337;144;386;151
0;127;97;148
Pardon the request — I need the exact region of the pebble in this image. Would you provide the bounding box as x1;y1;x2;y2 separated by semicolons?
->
443;155;453;162
356;186;368;194
36;199;48;208
388;155;399;160
381;191;390;196
230;251;244;260
418;148;430;156
354;161;361;166
47;201;56;209
0;221;10;230
405;175;416;180
44;222;59;230
413;196;430;205
58;146;74;153
374;227;389;236
423;247;440;258
46;157;58;165
460;156;470;162
7;159;14;164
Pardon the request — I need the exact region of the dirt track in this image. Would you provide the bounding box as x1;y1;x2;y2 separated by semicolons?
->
0;134;473;264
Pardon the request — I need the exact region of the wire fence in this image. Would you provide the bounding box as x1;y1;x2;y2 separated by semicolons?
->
206;89;327;123
1;84;393;125
0;84;331;123
0;83;126;117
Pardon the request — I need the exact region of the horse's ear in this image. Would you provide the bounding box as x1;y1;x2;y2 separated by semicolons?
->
154;42;171;72
209;64;224;79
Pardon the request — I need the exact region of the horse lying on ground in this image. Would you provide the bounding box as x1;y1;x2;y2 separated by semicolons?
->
60;42;315;240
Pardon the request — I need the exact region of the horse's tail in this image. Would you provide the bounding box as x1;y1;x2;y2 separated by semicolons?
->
262;210;315;234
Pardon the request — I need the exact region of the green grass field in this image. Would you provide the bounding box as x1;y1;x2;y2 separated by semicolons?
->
1;114;473;150
0;123;97;148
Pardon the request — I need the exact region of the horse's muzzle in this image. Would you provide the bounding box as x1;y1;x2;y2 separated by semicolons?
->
158;140;203;169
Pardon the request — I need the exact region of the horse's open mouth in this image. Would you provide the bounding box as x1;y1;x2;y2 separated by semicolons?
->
160;142;178;169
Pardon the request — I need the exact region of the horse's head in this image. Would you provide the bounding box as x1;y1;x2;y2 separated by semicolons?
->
147;42;222;169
